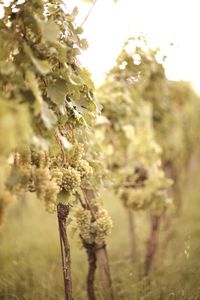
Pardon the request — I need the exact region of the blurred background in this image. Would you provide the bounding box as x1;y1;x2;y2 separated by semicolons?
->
68;0;200;93
0;1;200;300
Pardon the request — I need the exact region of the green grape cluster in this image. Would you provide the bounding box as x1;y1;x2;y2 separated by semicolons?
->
19;146;31;165
31;149;48;168
34;167;59;213
8;146;94;213
75;207;112;246
120;188;149;210
12;151;61;212
119;166;172;210
62;166;81;193
51;167;63;189
70;143;85;165
69;143;94;182
44;180;60;213
12;144;94;212
19;167;33;189
76;208;94;244
74;159;93;180
34;168;51;198
95;209;112;245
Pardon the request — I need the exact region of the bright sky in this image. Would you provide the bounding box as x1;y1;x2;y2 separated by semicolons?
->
1;0;200;92
67;0;200;93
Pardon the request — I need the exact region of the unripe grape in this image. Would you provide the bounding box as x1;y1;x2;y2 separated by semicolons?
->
76;208;93;244
75;207;112;245
19;146;31;165
95;209;112;246
74;159;93;180
70;143;84;165
34;167;51;199
19;167;32;187
62;166;81;193
44;180;59;213
31;149;48;168
51;167;63;188
46;202;57;214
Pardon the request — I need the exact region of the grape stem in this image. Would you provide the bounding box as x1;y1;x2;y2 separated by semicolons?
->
55;132;66;165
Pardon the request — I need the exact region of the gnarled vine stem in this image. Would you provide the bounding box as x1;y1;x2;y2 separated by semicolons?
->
57;203;73;300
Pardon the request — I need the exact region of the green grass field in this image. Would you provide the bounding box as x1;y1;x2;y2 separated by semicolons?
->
0;168;200;300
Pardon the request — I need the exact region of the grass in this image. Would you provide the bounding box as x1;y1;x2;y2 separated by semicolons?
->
0;168;200;300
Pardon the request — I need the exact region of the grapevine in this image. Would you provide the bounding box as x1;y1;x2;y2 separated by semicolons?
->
0;1;112;299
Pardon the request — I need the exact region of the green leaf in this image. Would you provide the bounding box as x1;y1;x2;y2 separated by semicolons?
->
60;115;68;125
79;68;95;90
76;27;84;35
31;56;52;75
26;71;43;115
24;43;51;75
47;79;68;105
80;38;89;50
41;102;57;129
38;19;60;43
71;6;79;18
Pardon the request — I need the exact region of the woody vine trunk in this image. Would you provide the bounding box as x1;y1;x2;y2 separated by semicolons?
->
127;207;137;262
95;244;114;300
144;211;161;276
82;240;97;300
57;203;73;300
82;188;114;300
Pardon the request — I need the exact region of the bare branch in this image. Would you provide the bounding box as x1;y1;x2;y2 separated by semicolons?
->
80;0;98;27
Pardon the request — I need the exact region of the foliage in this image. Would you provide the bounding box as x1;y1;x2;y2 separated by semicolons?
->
97;36;200;214
117;37;200;168
0;0;111;247
97;36;172;213
1;2;200;298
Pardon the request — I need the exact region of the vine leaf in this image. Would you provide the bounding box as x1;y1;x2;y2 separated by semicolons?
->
41;102;57;129
24;43;51;75
38;19;60;43
80;38;88;50
25;71;43;115
47;79;68;105
79;68;95;89
31;56;52;75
